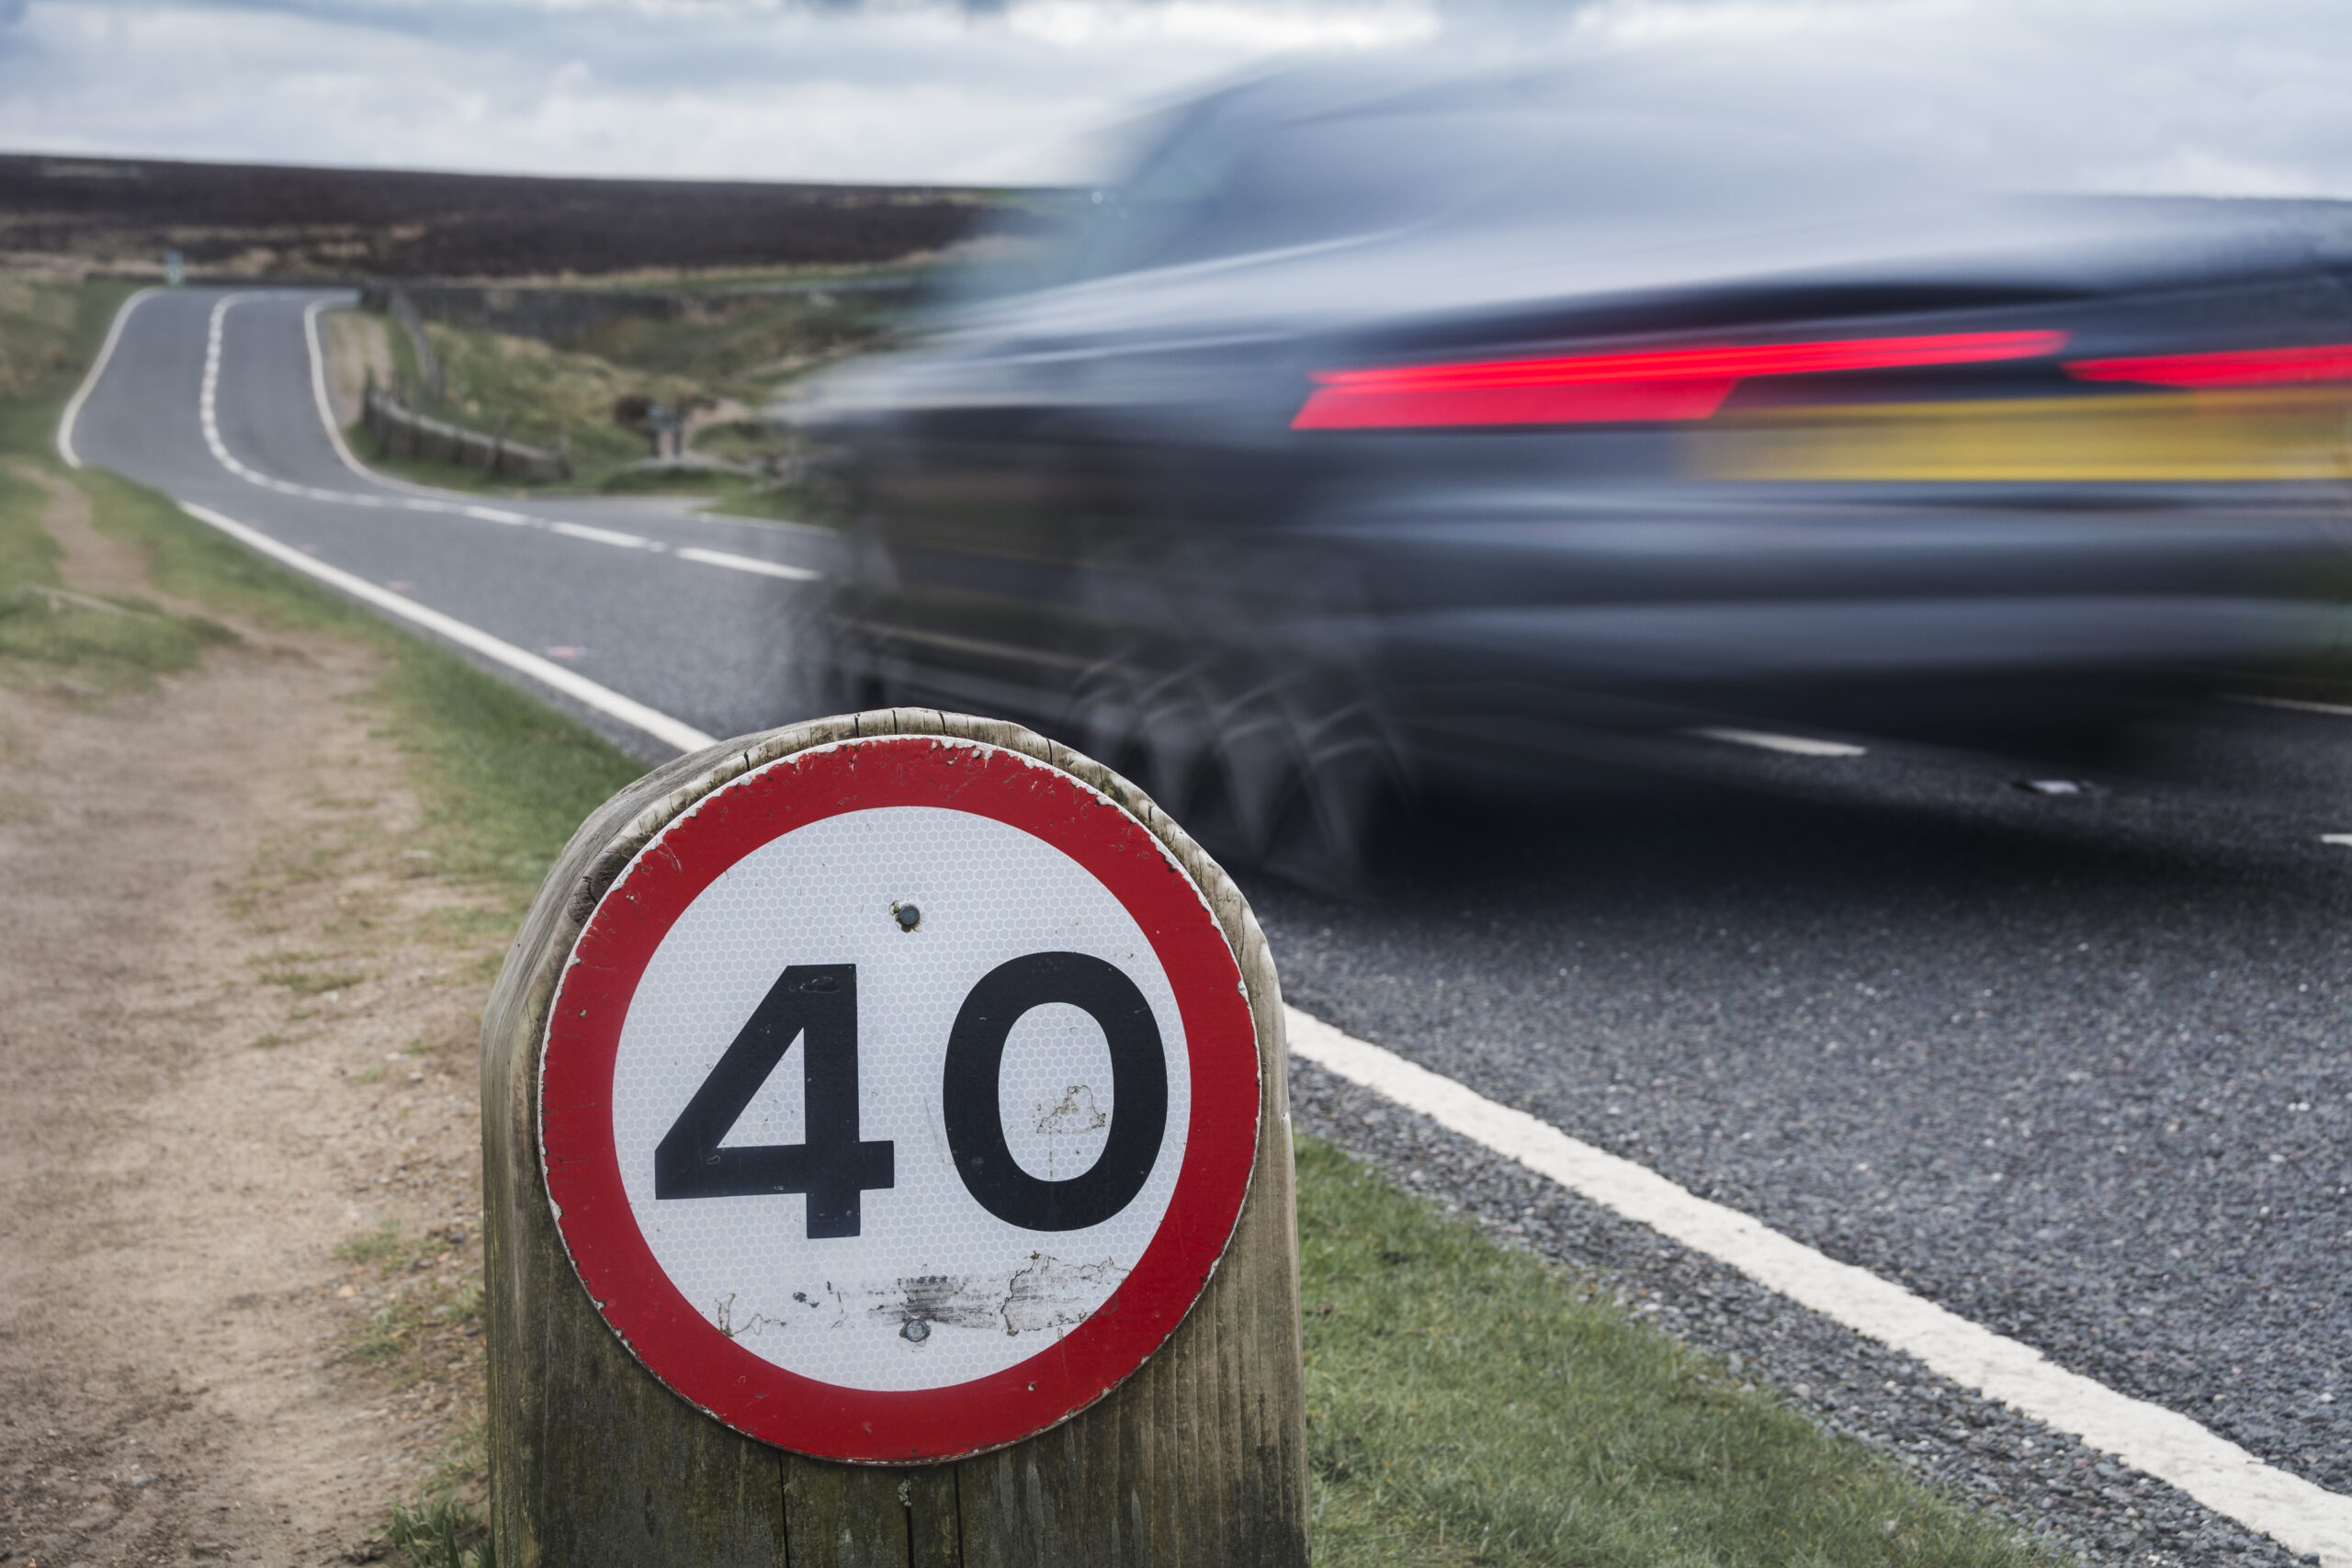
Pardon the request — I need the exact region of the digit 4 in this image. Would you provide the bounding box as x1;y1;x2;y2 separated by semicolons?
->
651;964;895;1238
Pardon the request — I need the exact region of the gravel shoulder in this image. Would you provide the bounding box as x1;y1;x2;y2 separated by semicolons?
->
1289;1060;2323;1568
0;472;492;1567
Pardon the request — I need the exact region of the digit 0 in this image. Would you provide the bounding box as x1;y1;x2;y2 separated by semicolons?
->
943;952;1169;1232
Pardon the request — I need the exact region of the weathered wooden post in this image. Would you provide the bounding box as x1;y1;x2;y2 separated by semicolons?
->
481;710;1308;1566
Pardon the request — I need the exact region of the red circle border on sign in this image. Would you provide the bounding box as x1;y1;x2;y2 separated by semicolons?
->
538;736;1263;1463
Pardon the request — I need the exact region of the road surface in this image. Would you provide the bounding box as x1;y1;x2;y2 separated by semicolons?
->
69;284;2351;1566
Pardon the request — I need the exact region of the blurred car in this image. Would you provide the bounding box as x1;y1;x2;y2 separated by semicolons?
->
793;60;2352;881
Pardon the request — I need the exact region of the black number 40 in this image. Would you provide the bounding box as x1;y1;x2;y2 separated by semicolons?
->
652;953;1168;1238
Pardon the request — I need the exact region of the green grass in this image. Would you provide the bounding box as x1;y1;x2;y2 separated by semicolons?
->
348;431;537;497
370;621;644;908
567;260;931;295
1296;1141;2048;1568
697;484;810;524
18;388;644;919
0;355;238;695
412;318;696;476
566;288;899;401
695;467;849;528
334;1220;483;1378
389;1495;493;1568
351;304;827;490
0;276;80;406
337;1219;410;1266
684;417;777;464
43;470;638;917
10;275;2060;1566
340;275;913;491
0;577;232;694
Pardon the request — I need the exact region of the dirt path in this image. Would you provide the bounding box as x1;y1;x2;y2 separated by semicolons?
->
1;473;496;1567
16;467;205;615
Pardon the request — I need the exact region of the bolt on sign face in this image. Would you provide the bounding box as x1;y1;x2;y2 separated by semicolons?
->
539;737;1262;1462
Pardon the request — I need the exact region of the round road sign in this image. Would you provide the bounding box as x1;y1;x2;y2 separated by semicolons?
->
539;735;1262;1462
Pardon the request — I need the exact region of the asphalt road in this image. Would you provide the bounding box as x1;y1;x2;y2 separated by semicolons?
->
70;286;838;750
74;285;2351;1559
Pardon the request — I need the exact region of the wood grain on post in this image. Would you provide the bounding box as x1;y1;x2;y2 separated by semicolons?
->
480;710;1309;1567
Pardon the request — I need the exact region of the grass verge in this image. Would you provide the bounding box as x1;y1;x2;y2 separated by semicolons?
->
1297;1141;2047;1567
11;275;2057;1567
346;306;797;498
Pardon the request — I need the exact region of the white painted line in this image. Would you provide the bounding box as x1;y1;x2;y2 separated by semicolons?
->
2017;778;2093;797
253;298;727;551
301;298;372;481
675;546;820;581
1283;1007;2352;1568
2236;694;2352;720
2324;834;2352;849
56;286;162;468
303;296;547;507
163;308;2352;1548
205;295;409;512
175;502;718;756
207;297;573;530
550;521;652;550
1691;727;1869;758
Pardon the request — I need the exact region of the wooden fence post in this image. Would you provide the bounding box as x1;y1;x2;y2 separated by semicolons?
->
481;710;1308;1567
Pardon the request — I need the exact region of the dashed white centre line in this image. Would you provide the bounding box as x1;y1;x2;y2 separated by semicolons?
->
1691;727;1869;758
549;521;654;550
71;290;811;587
2323;834;2352;849
674;546;820;581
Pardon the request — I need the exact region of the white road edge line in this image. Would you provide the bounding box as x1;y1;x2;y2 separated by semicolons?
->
2235;694;2352;720
56;286;162;468
297;296;815;572
1691;726;1869;758
675;547;820;581
176;501;718;756
298;303;842;544
306;301;579;516
1283;1007;2352;1568
103;287;2352;1559
301;298;379;484
203;294;526;524
2323;833;2352;849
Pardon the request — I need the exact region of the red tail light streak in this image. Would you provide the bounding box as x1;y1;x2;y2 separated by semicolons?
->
1292;330;2071;430
2064;344;2352;389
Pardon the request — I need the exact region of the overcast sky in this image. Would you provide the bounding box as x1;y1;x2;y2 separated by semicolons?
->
4;0;2351;192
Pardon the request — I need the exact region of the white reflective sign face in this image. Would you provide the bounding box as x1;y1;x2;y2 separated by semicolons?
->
605;806;1193;1393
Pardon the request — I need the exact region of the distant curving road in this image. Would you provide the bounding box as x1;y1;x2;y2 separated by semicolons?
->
66;286;835;750
66;284;2352;1567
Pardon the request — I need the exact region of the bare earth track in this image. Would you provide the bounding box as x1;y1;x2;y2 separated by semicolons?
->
0;474;492;1567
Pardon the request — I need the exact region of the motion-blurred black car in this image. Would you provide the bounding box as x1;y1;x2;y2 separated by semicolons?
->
795;61;2352;879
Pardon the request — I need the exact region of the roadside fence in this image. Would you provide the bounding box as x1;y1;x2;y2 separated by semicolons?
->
361;370;571;482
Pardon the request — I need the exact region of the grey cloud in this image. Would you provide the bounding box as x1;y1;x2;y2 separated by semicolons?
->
5;0;2351;193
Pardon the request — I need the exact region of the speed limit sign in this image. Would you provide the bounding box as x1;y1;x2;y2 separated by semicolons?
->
537;734;1263;1463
